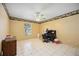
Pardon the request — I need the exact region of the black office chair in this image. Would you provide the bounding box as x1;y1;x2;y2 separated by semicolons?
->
42;30;56;42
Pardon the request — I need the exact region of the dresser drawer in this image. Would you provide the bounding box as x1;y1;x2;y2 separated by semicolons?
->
2;40;17;56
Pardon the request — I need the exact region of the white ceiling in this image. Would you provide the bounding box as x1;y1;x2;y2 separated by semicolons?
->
5;3;79;22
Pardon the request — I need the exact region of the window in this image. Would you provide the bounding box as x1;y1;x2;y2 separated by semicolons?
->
24;23;32;35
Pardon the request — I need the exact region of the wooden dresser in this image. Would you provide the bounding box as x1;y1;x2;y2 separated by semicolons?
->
2;36;17;56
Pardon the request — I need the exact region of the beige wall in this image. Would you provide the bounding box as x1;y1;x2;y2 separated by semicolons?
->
41;14;79;47
10;14;79;47
0;4;9;52
10;20;40;40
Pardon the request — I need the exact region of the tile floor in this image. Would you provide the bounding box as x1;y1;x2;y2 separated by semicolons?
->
17;39;79;56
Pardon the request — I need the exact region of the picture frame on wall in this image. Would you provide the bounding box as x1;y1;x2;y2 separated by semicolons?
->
24;23;32;35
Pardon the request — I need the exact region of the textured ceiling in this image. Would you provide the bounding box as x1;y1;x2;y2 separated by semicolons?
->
5;3;79;22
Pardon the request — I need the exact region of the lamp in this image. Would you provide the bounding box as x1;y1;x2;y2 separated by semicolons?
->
35;12;46;21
